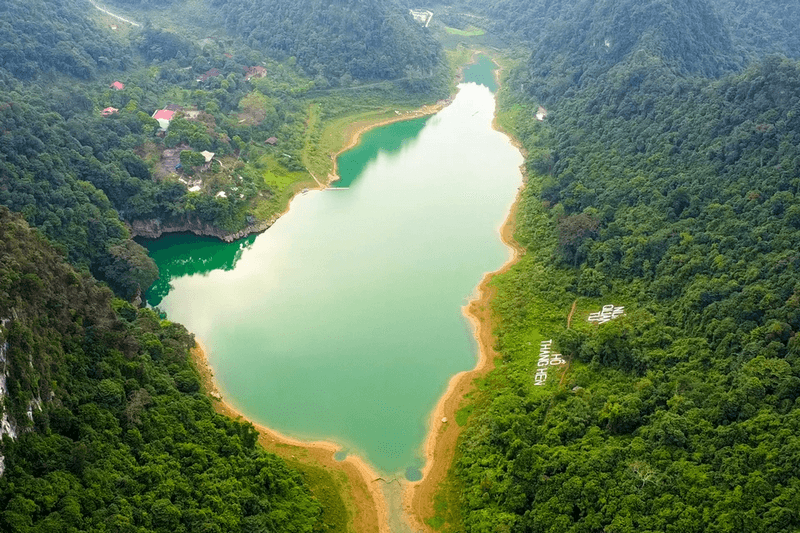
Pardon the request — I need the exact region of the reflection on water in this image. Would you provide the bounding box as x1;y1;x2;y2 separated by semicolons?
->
463;54;498;92
141;233;257;306
334;117;429;189
141;55;522;477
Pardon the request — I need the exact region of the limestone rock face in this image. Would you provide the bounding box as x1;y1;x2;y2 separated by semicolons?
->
128;216;272;243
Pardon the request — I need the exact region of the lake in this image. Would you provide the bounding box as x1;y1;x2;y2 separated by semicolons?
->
144;55;523;478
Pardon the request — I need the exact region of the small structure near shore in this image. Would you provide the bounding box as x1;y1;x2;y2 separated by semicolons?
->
245;65;267;81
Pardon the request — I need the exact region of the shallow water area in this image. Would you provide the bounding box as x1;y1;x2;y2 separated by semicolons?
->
144;56;523;477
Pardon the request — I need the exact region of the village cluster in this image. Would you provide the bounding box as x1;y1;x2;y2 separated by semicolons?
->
587;304;625;324
533;339;565;386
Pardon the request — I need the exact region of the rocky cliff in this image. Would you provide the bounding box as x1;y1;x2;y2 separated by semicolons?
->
128;216;273;242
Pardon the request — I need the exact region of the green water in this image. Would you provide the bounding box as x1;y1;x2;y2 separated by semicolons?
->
144;57;522;477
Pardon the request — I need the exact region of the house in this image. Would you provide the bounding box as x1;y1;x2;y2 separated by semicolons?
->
536;106;548;121
200;151;215;171
152;109;176;131
101;107;118;117
265;137;278;146
110;81;125;90
164;104;184;112
197;68;222;83
245;66;267;81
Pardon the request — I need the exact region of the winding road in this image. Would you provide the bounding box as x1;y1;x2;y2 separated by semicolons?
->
88;0;141;27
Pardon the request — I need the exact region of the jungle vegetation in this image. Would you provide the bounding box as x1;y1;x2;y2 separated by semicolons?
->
428;1;800;532
0;0;448;299
0;208;322;532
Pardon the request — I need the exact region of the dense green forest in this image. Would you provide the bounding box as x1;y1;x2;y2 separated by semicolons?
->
5;0;800;531
431;1;800;531
0;0;132;80
0;208;322;532
432;0;800;85
0;0;449;300
209;0;444;87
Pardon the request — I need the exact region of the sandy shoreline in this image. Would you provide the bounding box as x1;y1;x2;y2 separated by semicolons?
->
184;53;526;533
402;193;524;532
402;52;528;532
190;339;390;533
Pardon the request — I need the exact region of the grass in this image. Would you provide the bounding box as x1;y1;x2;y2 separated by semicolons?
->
301;105;416;180
444;25;486;37
284;458;352;532
426;472;466;532
454;404;473;426
242;153;315;222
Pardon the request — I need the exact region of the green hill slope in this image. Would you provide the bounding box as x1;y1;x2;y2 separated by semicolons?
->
0;207;322;532
0;0;132;80
210;0;444;85
435;29;800;533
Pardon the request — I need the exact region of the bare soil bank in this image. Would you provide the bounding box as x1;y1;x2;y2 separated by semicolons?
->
402;195;525;531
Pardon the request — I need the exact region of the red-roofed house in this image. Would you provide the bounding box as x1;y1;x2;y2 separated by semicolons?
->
152;109;176;131
197;68;222;83
245;66;267;81
110;81;125;90
101;107;118;117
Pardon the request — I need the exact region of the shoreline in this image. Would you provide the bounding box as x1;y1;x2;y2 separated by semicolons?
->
132;102;450;245
327;101;451;184
184;97;458;533
403;51;528;532
181;52;526;533
191;339;390;533
402;192;525;532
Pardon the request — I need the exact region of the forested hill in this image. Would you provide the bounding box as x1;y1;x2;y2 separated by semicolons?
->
0;0;132;80
541;0;737;73
434;7;800;532
209;0;444;85
442;0;800;94
711;0;800;60
0;208;322;531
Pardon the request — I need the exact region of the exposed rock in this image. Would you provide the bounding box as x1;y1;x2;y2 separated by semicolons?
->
128;216;273;243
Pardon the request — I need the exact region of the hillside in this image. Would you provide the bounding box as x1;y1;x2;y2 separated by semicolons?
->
0;0;132;80
0;208;322;532
423;2;800;532
209;0;444;86
0;0;448;300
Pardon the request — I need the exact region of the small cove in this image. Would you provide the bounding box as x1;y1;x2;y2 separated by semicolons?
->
143;55;523;478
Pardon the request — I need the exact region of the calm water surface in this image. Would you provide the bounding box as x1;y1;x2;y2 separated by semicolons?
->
144;57;523;477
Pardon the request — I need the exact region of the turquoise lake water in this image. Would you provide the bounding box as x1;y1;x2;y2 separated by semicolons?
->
144;57;523;477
